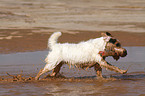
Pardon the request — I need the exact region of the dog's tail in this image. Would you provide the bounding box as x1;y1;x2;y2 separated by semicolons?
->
48;32;62;49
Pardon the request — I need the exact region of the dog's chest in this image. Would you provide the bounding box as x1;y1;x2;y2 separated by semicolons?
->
64;61;96;69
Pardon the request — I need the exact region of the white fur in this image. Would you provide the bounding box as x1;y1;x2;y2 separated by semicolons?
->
42;32;107;73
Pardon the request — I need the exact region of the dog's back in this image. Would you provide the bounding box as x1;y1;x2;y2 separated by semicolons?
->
47;32;106;64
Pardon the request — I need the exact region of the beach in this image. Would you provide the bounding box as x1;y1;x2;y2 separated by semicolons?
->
0;0;145;96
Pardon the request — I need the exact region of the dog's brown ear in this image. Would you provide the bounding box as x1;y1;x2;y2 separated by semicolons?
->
101;32;112;37
101;32;112;42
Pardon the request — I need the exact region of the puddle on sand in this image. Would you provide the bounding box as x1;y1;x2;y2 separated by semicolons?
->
0;51;47;76
0;47;145;96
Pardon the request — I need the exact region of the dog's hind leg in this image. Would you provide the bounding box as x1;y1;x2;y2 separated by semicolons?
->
35;69;45;80
94;63;103;79
35;61;61;80
99;59;127;74
50;61;63;77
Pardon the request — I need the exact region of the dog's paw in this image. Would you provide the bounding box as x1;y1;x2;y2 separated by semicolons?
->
122;70;128;74
35;77;39;80
94;76;106;80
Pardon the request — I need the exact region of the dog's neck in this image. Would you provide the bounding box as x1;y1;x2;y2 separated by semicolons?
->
92;37;106;51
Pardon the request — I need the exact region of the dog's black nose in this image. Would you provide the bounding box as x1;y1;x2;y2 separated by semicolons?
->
121;49;127;57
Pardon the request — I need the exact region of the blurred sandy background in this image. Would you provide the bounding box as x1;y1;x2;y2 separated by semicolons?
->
0;0;145;53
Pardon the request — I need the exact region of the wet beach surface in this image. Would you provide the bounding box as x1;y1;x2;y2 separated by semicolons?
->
0;29;145;54
0;0;145;96
0;47;145;96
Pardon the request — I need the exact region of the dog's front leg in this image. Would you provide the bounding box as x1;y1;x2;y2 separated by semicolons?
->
94;63;103;79
99;59;127;74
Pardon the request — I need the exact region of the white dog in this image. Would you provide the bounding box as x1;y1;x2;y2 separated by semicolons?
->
35;32;127;80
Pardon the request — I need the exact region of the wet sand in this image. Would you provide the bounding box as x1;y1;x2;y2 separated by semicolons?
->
0;0;145;95
0;29;145;54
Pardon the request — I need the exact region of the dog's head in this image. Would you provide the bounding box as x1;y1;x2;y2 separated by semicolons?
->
101;32;127;60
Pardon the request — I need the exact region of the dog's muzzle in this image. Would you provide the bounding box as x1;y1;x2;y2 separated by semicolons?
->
114;47;127;57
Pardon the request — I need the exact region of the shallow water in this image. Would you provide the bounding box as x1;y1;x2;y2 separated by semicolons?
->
0;47;145;96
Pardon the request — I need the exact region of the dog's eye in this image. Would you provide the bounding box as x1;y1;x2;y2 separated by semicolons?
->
109;39;116;44
116;43;121;47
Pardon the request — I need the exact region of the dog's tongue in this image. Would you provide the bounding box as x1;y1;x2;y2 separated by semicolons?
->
99;51;105;56
113;56;120;61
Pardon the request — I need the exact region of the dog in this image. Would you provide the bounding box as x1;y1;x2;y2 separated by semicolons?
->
35;32;127;80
